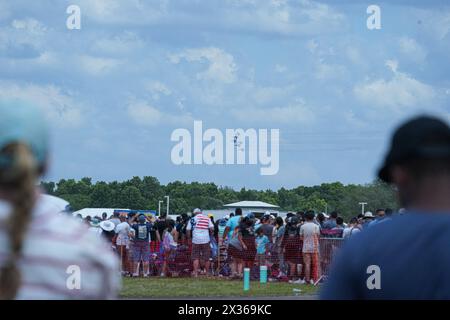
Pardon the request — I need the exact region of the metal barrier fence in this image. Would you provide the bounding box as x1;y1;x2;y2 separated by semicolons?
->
117;237;345;283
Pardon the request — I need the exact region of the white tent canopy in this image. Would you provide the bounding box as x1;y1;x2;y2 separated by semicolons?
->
223;201;279;209
72;208;130;219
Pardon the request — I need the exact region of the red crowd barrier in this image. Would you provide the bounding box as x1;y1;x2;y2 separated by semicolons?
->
117;237;345;283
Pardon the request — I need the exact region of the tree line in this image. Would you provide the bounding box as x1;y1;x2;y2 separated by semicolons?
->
40;177;398;221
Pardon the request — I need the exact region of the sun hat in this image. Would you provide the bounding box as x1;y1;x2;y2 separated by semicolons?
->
0;99;49;167
378;116;450;183
363;211;374;218
99;220;115;232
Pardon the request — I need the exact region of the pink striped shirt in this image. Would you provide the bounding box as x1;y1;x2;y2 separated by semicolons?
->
0;193;121;300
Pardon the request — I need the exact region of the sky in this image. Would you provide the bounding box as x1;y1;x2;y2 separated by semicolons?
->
0;0;449;190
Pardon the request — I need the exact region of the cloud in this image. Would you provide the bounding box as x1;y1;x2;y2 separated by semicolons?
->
75;0;346;37
275;64;287;73
11;18;47;35
314;60;347;80
169;47;237;83
0;82;84;127
127;101;162;126
127;100;193;126
398;37;427;63
354;61;435;112
223;0;347;36
231;101;316;125
145;81;172;100
0;18;47;59
79;55;121;76
90;31;144;57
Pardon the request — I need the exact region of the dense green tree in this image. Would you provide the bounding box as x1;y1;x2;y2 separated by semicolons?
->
43;176;398;220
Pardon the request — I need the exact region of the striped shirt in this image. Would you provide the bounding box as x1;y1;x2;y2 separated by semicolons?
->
186;214;213;244
0;193;121;300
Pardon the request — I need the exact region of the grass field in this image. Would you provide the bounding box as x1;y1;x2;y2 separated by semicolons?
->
120;277;319;299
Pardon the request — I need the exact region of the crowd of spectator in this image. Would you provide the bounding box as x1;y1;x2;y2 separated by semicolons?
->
75;205;397;284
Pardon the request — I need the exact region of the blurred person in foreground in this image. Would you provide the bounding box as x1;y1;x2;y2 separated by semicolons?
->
321;115;450;299
0;100;120;299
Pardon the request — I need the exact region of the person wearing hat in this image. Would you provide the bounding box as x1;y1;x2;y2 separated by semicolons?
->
322;115;450;299
100;220;116;245
88;217;103;238
361;211;374;229
0;100;119;299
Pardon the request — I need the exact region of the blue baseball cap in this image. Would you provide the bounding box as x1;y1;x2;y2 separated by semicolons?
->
138;214;147;223
0;99;49;167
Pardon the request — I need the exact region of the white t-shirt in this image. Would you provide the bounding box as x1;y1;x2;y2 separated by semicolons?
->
300;222;320;253
343;226;361;239
115;221;131;246
0;194;120;299
186;213;213;244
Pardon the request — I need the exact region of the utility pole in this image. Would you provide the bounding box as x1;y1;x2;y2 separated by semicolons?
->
165;195;170;217
359;202;367;215
158;200;163;216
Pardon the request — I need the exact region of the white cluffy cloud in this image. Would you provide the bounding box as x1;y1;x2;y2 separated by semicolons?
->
169;47;237;83
127;101;162;125
354;60;435;112
0;82;84;127
11;18;47;35
231;101;316;125
79;55;121;76
127;100;193;126
398;37;427;63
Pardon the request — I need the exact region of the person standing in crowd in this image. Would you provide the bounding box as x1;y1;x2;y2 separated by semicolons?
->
331;217;345;238
282;216;302;283
217;217;228;246
300;211;321;284
316;213;326;229
101;212;108;221
342;217;361;239
161;219;178;277
273;216;286;277
322;211;338;229
109;211;121;227
223;208;243;276
322;115;450;299
0;101;119;299
368;208;386;228
257;214;274;243
88;217;103;238
237;216;257;272
130;214;152;277
361;211;374;228
255;228;269;268
99;220;116;245
115;214;132;275
187;208;214;277
223;208;243;242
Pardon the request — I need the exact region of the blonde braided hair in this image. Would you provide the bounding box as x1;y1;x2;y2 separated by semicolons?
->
0;143;38;299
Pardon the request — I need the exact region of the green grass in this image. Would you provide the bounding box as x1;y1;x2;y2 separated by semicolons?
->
120;277;319;299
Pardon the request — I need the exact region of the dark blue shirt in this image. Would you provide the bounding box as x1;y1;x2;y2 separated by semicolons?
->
132;222;152;242
320;212;450;299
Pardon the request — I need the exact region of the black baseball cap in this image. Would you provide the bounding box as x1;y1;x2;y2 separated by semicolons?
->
378;115;450;183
